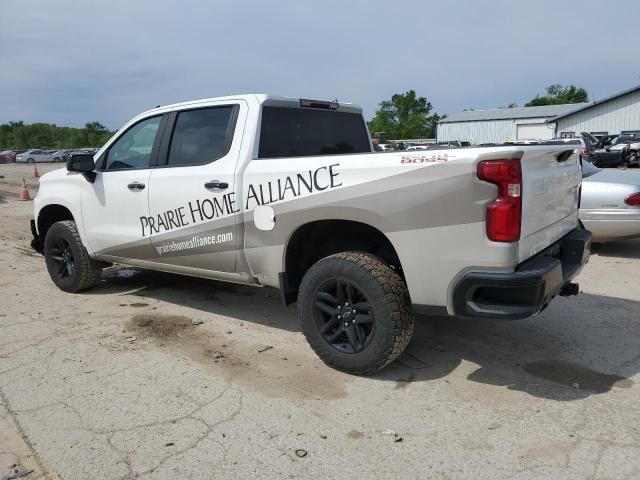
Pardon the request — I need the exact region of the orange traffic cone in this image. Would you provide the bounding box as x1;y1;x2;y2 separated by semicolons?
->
32;165;39;178
18;178;32;201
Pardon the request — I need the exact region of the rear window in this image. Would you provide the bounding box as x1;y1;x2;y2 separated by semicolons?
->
258;106;371;159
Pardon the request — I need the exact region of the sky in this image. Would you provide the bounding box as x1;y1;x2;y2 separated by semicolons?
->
1;0;639;129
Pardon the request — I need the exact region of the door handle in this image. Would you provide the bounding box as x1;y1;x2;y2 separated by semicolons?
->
204;180;228;190
127;182;145;191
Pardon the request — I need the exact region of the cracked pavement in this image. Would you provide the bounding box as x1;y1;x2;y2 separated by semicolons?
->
1;164;640;479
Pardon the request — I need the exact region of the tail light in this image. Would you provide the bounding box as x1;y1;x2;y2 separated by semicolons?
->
581;148;591;157
625;193;640;206
477;159;522;242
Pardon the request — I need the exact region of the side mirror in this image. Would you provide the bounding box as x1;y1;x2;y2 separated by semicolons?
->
67;154;96;183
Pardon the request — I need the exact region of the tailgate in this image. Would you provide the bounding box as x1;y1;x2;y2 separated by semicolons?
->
518;147;581;262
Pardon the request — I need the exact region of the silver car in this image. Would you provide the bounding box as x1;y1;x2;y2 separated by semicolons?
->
15;149;55;163
580;161;640;242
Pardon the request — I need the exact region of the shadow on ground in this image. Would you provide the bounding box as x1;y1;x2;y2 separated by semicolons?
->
89;266;640;401
89;266;299;331
592;238;640;260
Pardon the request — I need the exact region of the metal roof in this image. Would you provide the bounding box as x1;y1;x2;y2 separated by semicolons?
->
550;84;640;121
438;103;589;124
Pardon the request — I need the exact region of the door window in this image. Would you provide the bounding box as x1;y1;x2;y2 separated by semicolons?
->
166;106;236;167
105;116;162;170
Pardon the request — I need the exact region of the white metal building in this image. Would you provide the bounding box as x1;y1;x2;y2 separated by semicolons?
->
437;85;640;144
553;85;640;137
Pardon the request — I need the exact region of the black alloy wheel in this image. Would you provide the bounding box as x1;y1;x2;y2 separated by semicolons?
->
298;251;414;374
313;278;375;354
49;236;75;280
44;220;102;292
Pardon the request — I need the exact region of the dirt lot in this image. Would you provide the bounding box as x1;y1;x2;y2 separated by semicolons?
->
1;163;639;479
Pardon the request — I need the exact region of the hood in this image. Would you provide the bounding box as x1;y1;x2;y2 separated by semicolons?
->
39;167;68;183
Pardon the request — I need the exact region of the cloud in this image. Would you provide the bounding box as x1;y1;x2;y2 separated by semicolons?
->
1;0;638;128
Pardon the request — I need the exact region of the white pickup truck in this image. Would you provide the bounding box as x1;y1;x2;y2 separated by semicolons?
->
30;94;591;374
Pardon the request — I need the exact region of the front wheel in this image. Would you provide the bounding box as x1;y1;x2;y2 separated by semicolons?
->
44;220;102;292
298;251;414;374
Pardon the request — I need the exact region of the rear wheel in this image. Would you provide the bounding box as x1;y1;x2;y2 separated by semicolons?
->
44;220;102;292
298;251;413;374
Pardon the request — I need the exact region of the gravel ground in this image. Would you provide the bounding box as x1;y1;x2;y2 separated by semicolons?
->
1;163;639;480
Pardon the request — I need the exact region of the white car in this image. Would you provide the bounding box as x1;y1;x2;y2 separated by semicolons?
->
374;143;394;151
580;161;640;242
405;145;430;151
15;150;55;163
30;94;589;373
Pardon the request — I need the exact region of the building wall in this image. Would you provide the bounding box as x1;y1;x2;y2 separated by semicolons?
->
556;90;640;136
437;117;553;144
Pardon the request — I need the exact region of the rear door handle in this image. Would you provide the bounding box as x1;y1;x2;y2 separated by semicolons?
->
127;182;145;191
204;180;228;190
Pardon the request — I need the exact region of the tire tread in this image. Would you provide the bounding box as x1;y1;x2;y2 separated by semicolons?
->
299;251;414;374
46;220;101;292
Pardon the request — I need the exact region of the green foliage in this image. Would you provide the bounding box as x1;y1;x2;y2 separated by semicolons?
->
525;84;589;107
0;121;114;149
368;90;443;139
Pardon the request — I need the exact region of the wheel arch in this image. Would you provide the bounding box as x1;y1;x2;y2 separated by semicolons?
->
280;219;404;305
37;203;76;245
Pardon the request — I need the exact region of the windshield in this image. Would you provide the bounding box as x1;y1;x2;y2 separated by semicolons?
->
582;161;600;178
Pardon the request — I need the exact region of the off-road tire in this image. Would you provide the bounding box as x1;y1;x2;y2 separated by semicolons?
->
298;251;414;374
44;220;102;292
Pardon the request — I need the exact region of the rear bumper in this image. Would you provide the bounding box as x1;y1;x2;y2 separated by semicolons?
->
452;228;591;320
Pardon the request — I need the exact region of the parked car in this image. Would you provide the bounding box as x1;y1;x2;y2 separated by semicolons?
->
591;133;640;168
374;143;394;151
15;149;55;163
50;150;74;163
580;161;640;242
31;94;588;374
542;136;598;163
0;150;17;163
504;139;540;145
405;145;430;151
430;141;471;148
0;149;28;163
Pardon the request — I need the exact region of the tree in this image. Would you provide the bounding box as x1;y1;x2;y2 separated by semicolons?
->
368;90;443;139
0;121;114;149
525;84;589;107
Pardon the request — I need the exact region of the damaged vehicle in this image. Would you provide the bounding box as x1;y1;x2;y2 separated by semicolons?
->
592;133;640;168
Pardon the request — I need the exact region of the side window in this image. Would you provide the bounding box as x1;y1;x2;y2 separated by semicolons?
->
105;116;162;170
258;107;371;159
166;106;236;167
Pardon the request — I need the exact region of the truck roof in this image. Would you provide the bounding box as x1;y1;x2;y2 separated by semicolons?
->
135;94;362;121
